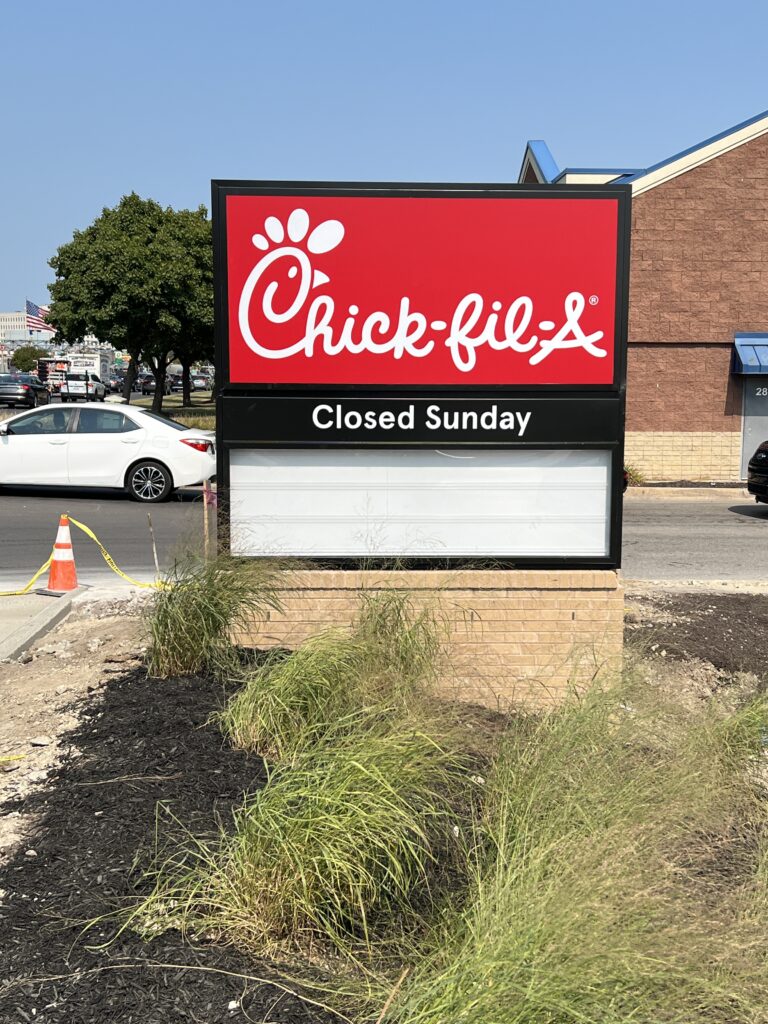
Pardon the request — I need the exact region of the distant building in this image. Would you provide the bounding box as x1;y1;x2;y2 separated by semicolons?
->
0;309;56;346
0;309;117;375
0;311;26;337
0;311;103;348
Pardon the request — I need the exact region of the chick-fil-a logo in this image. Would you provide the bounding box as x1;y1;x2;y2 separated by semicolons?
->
238;207;607;375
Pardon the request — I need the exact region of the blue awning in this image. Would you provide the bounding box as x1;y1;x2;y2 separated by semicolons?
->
733;335;768;374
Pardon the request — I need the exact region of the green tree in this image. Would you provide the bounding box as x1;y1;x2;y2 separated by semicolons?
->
47;193;213;413
10;344;48;373
162;207;214;407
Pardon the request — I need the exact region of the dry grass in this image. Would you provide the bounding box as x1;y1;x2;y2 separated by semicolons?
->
129;724;467;963
145;553;283;678
220;591;444;761
387;676;768;1024
172;413;216;431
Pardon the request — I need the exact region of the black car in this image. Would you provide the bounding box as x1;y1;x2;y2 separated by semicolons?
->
141;376;172;396
0;373;51;408
747;442;768;502
108;374;126;392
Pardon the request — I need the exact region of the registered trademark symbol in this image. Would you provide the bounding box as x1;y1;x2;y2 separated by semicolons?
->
589;295;599;306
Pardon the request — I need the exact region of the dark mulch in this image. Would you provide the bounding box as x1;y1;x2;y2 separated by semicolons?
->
626;591;768;680
0;671;339;1024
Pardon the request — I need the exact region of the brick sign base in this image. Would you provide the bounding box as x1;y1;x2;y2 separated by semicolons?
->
233;569;624;708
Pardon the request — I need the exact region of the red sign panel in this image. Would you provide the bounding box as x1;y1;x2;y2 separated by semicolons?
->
225;193;619;386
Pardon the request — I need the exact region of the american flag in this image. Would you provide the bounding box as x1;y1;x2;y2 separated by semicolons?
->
25;299;54;334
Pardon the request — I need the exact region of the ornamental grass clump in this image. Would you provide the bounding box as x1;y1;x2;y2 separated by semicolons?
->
220;590;444;760
130;722;468;963
145;553;283;678
386;678;768;1024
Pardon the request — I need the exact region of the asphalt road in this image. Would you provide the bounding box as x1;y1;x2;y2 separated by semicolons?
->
0;489;766;587
621;493;768;580
0;488;204;588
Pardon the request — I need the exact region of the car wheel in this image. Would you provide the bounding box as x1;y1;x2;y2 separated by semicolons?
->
126;461;173;502
30;393;38;409
98;393;105;402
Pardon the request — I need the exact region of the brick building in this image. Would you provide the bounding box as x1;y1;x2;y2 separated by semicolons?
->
519;110;768;481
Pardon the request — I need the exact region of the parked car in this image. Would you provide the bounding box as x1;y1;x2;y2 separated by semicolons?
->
141;376;172;396
0;373;51;409
191;374;211;390
747;442;768;503
60;372;107;403
0;405;215;502
169;374;186;393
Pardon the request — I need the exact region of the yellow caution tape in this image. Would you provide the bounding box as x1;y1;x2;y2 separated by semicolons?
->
0;553;54;597
66;515;165;589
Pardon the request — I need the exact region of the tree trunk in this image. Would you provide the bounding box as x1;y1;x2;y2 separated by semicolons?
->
123;359;137;404
151;363;167;413
181;358;192;408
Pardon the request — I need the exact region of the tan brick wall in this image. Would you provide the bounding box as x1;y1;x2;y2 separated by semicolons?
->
235;570;624;709
625;430;742;481
630;131;768;343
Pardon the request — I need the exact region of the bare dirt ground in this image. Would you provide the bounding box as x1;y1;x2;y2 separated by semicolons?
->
0;599;147;863
625;588;768;680
0;600;319;1024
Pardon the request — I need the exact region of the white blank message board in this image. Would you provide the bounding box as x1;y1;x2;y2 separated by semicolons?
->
228;448;611;558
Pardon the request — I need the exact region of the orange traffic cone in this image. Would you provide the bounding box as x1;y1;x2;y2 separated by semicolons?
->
46;514;79;592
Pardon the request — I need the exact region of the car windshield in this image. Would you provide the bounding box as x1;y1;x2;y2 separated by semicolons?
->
134;410;189;431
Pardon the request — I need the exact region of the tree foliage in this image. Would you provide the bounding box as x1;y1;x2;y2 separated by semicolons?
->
10;344;48;373
48;193;213;411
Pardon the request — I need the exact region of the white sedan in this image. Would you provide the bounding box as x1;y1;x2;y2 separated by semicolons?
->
0;404;216;502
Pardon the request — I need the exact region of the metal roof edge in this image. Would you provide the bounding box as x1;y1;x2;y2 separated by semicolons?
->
518;140;560;183
552;167;641;183
623;107;768;185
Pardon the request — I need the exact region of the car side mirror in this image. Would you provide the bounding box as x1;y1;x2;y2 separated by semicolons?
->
0;422;9;435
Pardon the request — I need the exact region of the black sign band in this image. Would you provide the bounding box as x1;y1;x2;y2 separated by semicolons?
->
220;394;622;447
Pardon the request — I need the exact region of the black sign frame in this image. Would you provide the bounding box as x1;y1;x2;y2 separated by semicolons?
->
212;180;631;570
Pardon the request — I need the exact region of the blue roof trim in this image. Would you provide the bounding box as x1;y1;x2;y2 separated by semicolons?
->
623;107;768;184
733;334;768;374
519;141;560;183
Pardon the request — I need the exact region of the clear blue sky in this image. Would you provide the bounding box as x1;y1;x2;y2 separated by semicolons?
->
2;0;766;310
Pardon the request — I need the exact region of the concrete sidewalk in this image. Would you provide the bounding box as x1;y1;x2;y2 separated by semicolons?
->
0;592;76;662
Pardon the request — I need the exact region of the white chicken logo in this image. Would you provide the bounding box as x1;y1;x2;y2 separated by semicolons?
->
238;207;607;372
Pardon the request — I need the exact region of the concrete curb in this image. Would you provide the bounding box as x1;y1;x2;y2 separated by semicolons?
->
0;592;76;662
625;578;768;594
627;487;750;500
